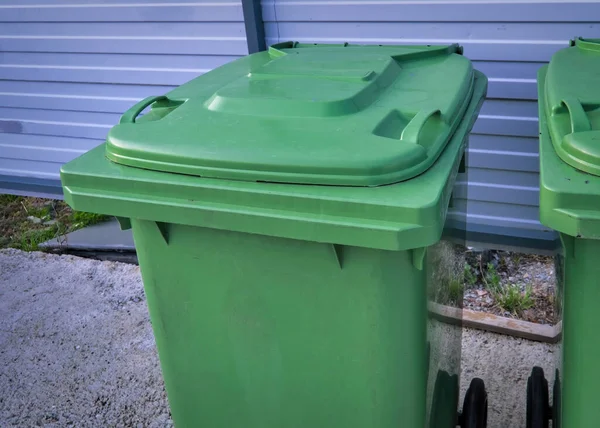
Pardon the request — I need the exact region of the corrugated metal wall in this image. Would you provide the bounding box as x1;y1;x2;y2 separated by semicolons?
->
260;0;600;249
3;0;600;250
0;0;247;198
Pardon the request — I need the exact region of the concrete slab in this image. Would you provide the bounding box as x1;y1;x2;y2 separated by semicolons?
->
0;248;556;427
40;218;135;252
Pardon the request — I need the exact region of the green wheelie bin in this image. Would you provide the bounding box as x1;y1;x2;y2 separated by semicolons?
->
535;37;600;428
61;42;487;427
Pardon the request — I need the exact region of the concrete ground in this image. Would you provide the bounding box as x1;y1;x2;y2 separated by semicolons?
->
0;249;556;427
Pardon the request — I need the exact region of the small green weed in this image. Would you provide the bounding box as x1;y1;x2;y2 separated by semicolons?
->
498;255;508;270
463;263;477;287
14;223;68;252
1;195;110;251
26;205;51;220
0;194;20;204
428;241;466;307
484;263;501;293
494;284;534;316
72;211;109;228
448;279;464;304
511;253;523;266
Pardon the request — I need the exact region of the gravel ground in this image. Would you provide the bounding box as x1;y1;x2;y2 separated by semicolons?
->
460;329;556;427
463;250;556;325
0;249;556;427
0;249;171;427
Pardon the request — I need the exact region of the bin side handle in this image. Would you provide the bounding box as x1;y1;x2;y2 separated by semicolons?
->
119;95;168;124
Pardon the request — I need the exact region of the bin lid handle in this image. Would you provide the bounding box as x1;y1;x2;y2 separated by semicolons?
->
120;95;169;124
400;108;444;146
557;97;591;134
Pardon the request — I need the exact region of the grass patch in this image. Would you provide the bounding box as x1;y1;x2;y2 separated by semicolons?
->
493;284;534;316
72;211;109;228
482;262;535;316
428;241;466;307
464;263;477;287
18;224;68;252
1;195;109;251
484;262;501;293
0;194;20;204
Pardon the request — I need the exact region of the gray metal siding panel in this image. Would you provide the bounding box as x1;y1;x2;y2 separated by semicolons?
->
0;2;244;22
261;0;592;247
261;1;600;22
0;0;246;189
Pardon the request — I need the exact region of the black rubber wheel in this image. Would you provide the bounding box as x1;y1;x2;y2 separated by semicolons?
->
552;369;561;428
526;366;551;428
426;342;431;379
429;370;459;428
460;378;488;428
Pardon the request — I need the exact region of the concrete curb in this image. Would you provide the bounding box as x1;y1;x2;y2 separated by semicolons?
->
429;302;561;344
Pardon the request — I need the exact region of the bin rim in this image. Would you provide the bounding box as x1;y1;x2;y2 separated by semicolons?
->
539;65;600;239
61;72;487;251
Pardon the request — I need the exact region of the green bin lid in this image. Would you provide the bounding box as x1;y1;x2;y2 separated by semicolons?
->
106;42;475;186
544;38;600;176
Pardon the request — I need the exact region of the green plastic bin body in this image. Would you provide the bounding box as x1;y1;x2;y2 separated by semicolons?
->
538;38;600;428
61;42;487;427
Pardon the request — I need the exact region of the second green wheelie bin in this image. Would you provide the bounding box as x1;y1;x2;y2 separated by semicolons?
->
61;42;487;427
535;38;600;428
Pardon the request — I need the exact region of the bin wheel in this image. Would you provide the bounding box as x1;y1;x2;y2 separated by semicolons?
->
552;369;561;428
459;378;488;428
429;370;459;428
526;366;551;428
426;342;431;379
